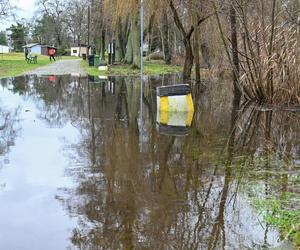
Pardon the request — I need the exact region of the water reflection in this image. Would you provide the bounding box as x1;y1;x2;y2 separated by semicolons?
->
0;75;80;250
228;102;300;203
0;100;20;168
0;75;298;249
49;76;284;249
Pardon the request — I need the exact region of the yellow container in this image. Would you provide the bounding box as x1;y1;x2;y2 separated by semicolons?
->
156;84;194;136
157;84;194;112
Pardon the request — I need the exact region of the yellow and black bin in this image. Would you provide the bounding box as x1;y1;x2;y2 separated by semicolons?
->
156;84;194;136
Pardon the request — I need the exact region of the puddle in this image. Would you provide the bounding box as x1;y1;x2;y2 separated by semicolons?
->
0;74;299;249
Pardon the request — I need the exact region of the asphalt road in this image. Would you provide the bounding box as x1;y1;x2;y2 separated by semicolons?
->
26;59;86;76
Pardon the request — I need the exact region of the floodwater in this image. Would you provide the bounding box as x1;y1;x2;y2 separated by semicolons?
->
0;74;299;250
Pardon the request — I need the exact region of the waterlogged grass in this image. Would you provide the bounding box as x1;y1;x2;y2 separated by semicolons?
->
230;149;300;248
254;193;300;248
81;60;182;76
0;53;77;78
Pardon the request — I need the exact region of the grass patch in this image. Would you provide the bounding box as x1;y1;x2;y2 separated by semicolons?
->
81;59;182;76
0;53;77;78
253;193;300;248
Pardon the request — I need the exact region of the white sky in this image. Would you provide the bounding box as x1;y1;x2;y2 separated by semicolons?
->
0;0;36;31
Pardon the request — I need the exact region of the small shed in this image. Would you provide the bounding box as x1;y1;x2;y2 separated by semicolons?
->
0;45;10;53
71;44;92;57
23;44;57;56
23;43;42;54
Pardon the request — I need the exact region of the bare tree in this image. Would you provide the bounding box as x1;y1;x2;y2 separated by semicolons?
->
64;0;88;45
168;0;213;81
0;0;14;21
36;0;67;47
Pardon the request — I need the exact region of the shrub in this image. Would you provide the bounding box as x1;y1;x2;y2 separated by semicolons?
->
147;52;164;61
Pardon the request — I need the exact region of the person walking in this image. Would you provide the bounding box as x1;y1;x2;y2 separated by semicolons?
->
48;48;56;61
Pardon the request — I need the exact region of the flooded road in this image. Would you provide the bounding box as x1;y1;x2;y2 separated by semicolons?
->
0;75;299;249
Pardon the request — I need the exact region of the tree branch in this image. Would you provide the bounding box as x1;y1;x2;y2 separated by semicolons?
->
187;12;215;39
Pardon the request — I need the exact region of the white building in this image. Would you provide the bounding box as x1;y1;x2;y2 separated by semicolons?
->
71;45;92;57
0;45;10;53
23;43;42;54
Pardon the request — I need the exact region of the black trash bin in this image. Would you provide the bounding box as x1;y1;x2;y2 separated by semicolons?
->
82;53;87;60
88;55;94;66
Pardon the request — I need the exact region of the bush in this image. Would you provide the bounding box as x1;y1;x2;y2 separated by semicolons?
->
148;52;164;61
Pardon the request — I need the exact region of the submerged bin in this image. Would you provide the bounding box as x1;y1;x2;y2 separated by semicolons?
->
156;84;194;112
156;84;194;136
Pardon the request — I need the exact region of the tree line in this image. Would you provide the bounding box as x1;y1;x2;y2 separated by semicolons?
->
1;0;300;104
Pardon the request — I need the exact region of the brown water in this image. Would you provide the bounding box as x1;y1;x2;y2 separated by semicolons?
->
0;74;298;250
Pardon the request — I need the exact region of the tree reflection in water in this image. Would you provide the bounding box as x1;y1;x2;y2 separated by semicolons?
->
0;96;20;169
3;75;298;249
55;76;294;249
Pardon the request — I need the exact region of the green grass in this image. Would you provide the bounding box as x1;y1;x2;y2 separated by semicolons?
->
81;59;182;76
0;53;77;78
254;193;300;248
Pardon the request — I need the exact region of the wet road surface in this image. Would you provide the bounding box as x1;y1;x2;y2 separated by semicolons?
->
26;59;86;76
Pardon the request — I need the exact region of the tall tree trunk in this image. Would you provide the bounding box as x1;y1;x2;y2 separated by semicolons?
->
146;13;155;60
131;9;141;69
125;29;133;64
117;17;125;60
101;29;106;60
193;5;200;83
160;27;165;60
147;26;153;61
162;10;171;64
169;0;193;81
117;16;129;62
230;1;241;99
183;39;194;82
169;0;211;81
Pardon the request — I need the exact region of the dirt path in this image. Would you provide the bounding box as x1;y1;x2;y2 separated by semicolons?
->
26;59;86;76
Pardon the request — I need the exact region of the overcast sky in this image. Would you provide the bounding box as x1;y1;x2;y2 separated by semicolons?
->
0;0;36;31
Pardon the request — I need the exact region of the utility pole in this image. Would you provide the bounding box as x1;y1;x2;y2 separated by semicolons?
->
87;5;90;58
140;0;144;152
140;0;144;101
140;0;144;74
